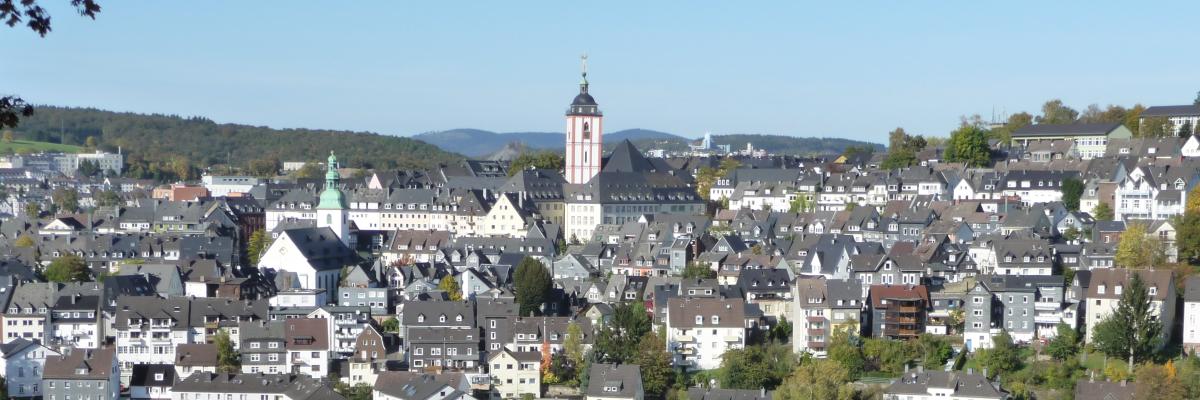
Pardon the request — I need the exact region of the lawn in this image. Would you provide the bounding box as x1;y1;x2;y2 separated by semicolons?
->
0;139;85;154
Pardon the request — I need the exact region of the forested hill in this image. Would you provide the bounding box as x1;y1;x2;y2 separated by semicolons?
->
8;106;463;178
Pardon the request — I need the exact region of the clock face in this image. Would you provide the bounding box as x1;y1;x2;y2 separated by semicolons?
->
280;246;288;255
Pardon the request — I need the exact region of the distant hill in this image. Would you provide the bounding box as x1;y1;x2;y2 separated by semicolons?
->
412;128;686;157
713;134;885;156
9;106;462;179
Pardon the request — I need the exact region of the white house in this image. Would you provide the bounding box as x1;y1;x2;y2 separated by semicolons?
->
488;350;541;399
0;338;59;399
1184;276;1200;355
664;297;747;371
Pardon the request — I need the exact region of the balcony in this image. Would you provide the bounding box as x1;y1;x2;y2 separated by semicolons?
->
674;335;695;343
1034;314;1062;325
1034;301;1059;311
806;341;826;350
723;335;743;343
894;305;922;313
807;328;826;336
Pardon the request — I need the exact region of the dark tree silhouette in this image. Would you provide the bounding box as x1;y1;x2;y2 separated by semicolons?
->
1;0;102;128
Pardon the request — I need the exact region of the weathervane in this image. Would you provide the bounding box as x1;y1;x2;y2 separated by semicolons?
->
581;53;588;80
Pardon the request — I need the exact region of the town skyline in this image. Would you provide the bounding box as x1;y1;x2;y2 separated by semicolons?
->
4;2;1199;143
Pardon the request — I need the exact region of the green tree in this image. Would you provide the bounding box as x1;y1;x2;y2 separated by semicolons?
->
1036;99;1079;125
24;202;40;218
513;257;552;316
438;275;463;301
1140;116;1174;138
1061;178;1084;212
770;317;792;344
563;321;585;386
681;262;716;279
719;344;796;390
976;331;1020;379
333;382;373;400
825;328;864;380
634;329;673;398
881;127;924;170
774;358;855;400
1044;323;1079;361
593;302;650;363
51;187;79;213
788;193;814;213
382;317;399;333
1179;120;1194;138
246;157;279;178
508;151;565;175
943;124;991;167
45;254;89;282
214;328;240;373
990;112;1033;144
246;229;266;266
76;159;99;177
1114;222;1166;268
1093;202;1114;221
1092;272;1162;372
1062;226;1081;242
1176;211;1200;262
914;334;953;370
85;135;98;149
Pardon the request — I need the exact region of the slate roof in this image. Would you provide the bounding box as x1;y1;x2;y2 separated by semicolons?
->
373;371;467;400
887;370;1006;399
175;343;219;367
585;363;643;399
173;373;343;399
278;227;358;271
130;364;176;387
1012;122;1124;137
1141;104;1200;117
43;347;116;380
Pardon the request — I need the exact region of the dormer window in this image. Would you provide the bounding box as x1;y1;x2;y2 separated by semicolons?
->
1149;286;1158;296
417;315;425;323
455;315;463;322
695;316;703;325
1115;285;1123;295
711;315;720;324
1098;285;1106;294
439;315;446;323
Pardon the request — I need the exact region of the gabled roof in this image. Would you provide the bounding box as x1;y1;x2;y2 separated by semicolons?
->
1012;122;1125;137
603;140;655;173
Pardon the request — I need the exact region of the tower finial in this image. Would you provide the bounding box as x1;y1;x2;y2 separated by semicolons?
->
580;53;588;85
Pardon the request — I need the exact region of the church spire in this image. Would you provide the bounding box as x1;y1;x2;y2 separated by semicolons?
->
579;53;589;93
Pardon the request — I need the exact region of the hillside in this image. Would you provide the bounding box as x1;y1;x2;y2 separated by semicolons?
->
9;107;463;177
714;134;884;155
412;128;685;157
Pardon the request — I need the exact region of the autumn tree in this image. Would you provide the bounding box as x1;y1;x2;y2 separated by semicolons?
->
633;329;673;398
292;162;322;179
1092;273;1161;372
2;130;12;143
1133;361;1185;400
438;275;463;301
1124;104;1147;136
1114;222;1166;268
1140;116;1174;138
94;189;122;208
774;358;855;400
85;135;98;149
51;187;79;213
13;235;33;248
989;112;1033;143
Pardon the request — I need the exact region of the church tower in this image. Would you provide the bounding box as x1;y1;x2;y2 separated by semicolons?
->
565;55;603;184
317;151;350;246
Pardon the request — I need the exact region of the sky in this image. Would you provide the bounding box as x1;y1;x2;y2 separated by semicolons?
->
2;2;1199;144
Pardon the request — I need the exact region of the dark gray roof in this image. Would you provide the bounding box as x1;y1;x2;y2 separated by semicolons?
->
130;364;176;387
687;388;772;400
603;140;656;174
586;363;643;399
1141;104;1200;118
173;373;344;400
887;370;1006;399
1012;122;1124;137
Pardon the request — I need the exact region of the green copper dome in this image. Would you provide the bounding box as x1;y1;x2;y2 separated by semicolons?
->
317;151;348;210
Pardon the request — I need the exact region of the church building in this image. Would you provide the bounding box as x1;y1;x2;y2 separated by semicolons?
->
561;59;705;243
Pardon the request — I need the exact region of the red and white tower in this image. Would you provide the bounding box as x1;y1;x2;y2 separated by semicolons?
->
565;55;603;184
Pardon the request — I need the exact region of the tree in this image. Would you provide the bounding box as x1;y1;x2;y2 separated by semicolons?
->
51;187;79;213
1092;272;1162;372
914;334;953;370
1125;104;1147;137
23;202;40;218
292;162;322;179
718;344;796;390
1141;116;1174;138
246;158;279;178
171;156;194;181
1;130;11;143
76;159;99;177
593;302;650;363
45;254;89;282
825;328;864;380
976;331;1020;379
881;127;924;170
774;358;855;400
94;189;122;208
681;262;716;279
85;135;98;149
1176;211;1200;262
333;382;373;400
438;275;463;301
508;151;565;175
943;124;991;167
1134;363;1186;400
770;317;792;344
1036;99;1079;125
214;328;240;373
788;193;813;213
633;329;673;398
563;321;584;386
1114;222;1166;269
13;235;33;248
513;257;552;316
382;317;399;333
1179;120;1195;138
1061;178;1084;212
245;229;267;266
1093;202;1114;221
0;0;101;129
1044;323;1079;361
990;112;1033;144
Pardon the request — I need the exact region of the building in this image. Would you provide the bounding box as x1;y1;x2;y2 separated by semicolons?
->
793;277;863;357
173;343;218;380
42;347;121;400
61;151;125;176
565;56;603;185
317;152;352;246
129;364;175;400
171;373;343;400
1;338;59;398
1010;123;1133;159
884;369;1007;400
1183;276;1200;354
664;297;747;370
487;349;541;399
686;388;772;400
1140;104;1200;137
201;175;261;197
868;284;929;340
585;363;643;400
964;275;1067;350
257;227;357;299
1084;268;1177;345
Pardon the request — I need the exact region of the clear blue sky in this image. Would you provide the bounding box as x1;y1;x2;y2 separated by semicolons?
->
2;2;1198;144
